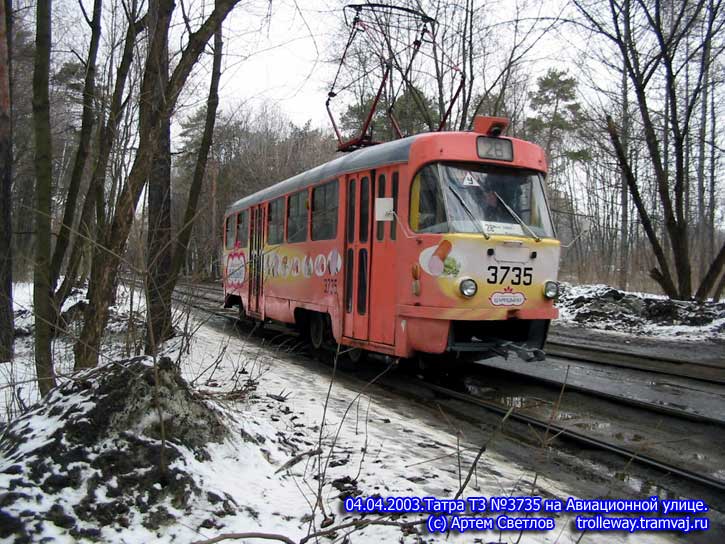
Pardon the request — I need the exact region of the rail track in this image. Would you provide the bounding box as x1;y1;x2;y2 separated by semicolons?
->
546;340;725;385
467;358;725;427
170;279;725;384
160;279;724;425
121;278;725;495
418;381;725;494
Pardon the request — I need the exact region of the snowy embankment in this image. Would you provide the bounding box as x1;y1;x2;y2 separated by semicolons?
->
556;283;725;342
0;283;688;543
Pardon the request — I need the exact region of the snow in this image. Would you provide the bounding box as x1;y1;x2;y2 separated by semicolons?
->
556;282;725;341
146;322;660;544
0;282;712;543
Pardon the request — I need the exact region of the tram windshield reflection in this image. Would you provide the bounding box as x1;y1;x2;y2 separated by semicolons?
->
409;162;555;238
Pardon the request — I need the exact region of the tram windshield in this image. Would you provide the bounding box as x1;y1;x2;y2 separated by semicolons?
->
409;162;555;238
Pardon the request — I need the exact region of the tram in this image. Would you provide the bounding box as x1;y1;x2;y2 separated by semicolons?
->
222;116;560;362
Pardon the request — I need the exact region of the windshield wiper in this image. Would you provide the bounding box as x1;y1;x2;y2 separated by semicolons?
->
446;184;490;240
493;192;541;242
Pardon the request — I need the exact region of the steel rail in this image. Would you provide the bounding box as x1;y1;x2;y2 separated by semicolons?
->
469;359;725;428
423;382;725;494
166;281;725;424
173;280;223;296
546;341;725;385
126;279;725;495
170;280;724;385
194;309;725;494
165;280;724;425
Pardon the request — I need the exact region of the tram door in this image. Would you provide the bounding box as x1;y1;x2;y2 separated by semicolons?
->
368;168;397;345
343;174;372;340
248;204;265;317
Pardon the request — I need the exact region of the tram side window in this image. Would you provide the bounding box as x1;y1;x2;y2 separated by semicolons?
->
225;215;236;250
410;166;448;233
359;176;370;242
236;210;249;247
346;180;356;243
391;172;398;240
287;191;308;243
312;180;338;241
357;249;368;315
376;175;386;241
267;198;284;244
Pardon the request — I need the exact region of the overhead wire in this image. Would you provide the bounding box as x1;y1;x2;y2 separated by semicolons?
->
328;3;443;108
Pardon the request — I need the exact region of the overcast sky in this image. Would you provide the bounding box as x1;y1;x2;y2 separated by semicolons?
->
207;0;585;131
215;0;342;128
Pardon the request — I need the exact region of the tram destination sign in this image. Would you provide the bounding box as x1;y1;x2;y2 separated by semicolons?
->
477;136;513;162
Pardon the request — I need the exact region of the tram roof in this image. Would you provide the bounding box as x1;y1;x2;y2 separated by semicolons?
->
226;135;416;214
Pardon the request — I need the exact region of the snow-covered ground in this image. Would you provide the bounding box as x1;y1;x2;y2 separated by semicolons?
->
0;283;716;543
556;283;725;342
1;283;147;423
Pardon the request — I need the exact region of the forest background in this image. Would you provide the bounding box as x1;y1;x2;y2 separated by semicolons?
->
0;0;723;384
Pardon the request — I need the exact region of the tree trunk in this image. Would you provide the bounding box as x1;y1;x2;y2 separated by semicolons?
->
56;5;143;311
708;73;716;264
714;269;725;302
145;0;173;354
696;40;708;281
694;241;725;301
606;115;678;298
32;0;56;394
0;0;12;362
618;64;629;291
74;0;242;370
211;163;218;278
49;0;102;292
164;26;223;303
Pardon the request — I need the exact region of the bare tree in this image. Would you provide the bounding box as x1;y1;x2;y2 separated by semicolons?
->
574;0;725;299
171;105;336;280
619;64;630;290
145;0;174;353
146;18;224;354
327;0;560;144
48;0;102;298
0;0;12;362
32;0;56;394
54;1;145;311
8;23;32;280
74;0;243;370
164;26;223;303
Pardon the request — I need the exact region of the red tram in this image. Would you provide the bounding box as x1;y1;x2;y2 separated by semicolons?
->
222;117;560;362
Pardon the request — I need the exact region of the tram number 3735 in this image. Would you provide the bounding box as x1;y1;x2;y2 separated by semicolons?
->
485;266;533;285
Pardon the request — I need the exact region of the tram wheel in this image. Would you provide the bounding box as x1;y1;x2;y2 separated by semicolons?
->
346;347;365;363
238;303;247;322
309;313;326;350
417;353;464;381
416;353;444;380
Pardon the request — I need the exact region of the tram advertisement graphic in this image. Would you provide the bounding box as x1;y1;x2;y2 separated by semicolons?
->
418;237;558;305
489;286;526;306
226;247;343;288
257;248;342;280
225;251;247;287
343;495;710;535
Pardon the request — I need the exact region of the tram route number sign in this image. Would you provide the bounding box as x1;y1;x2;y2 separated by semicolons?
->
477;136;513;161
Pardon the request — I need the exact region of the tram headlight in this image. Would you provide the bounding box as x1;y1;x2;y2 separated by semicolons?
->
544;281;559;299
459;278;478;298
